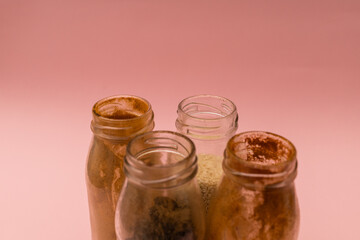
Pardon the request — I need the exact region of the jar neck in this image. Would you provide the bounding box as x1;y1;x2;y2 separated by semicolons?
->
175;95;238;141
223;131;297;189
90;95;155;142
124;131;197;189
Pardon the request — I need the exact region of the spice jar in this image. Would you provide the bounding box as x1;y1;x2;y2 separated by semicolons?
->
115;131;205;240
175;95;238;211
206;131;300;240
86;95;155;240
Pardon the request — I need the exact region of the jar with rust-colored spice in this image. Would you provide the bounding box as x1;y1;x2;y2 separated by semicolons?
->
115;131;205;240
206;131;300;240
86;95;154;240
175;95;238;212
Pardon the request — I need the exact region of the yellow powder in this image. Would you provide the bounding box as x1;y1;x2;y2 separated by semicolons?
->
196;154;223;212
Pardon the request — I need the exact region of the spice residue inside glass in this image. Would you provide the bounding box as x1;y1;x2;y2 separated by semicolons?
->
207;131;300;240
86;95;154;240
115;131;205;240
127;196;196;240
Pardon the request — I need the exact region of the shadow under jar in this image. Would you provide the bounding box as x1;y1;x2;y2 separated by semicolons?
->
175;95;238;212
86;95;154;240
115;131;205;240
207;131;300;240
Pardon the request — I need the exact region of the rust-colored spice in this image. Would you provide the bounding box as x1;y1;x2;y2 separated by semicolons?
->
86;95;154;240
206;131;300;240
87;138;126;240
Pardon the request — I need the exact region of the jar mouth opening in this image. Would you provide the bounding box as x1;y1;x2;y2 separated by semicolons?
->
93;95;152;122
126;131;196;169
177;94;237;121
226;131;297;172
125;131;198;188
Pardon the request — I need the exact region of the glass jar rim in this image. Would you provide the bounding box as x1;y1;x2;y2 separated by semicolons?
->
226;131;297;167
223;131;297;184
125;131;198;188
126;130;196;169
177;94;238;121
92;94;153;123
91;95;155;141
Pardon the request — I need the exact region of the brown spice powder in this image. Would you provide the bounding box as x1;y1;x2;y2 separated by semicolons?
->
207;177;299;240
86;96;154;240
87;137;127;240
206;132;299;240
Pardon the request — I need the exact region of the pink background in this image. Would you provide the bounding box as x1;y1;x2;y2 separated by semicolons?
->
1;0;359;239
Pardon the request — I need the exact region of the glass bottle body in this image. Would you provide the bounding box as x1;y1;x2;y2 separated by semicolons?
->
115;131;205;240
86;95;154;240
175;95;238;211
207;131;300;240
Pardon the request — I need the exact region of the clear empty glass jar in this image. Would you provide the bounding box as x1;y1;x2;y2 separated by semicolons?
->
175;95;238;211
115;131;205;240
86;95;154;240
207;131;300;240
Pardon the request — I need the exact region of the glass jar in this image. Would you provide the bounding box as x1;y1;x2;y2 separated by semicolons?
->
86;95;155;240
207;131;300;240
175;95;238;211
115;131;205;240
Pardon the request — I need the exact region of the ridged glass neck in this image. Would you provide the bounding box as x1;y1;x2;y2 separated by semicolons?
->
223;131;297;189
124;131;197;189
176;94;238;140
90;95;154;142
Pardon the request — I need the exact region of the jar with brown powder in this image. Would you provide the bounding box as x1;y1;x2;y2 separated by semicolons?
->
115;131;205;240
86;95;154;240
175;95;238;212
206;131;300;240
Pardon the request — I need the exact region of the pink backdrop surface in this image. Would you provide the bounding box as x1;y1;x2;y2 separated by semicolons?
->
1;0;359;239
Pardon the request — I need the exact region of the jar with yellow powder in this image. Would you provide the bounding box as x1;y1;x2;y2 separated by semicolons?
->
175;95;238;212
